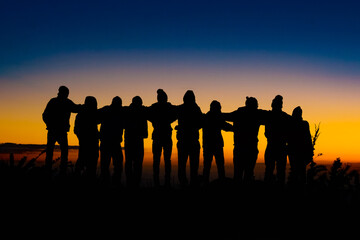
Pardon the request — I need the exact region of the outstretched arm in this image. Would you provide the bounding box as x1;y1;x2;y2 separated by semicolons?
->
258;109;270;125
222;111;237;122
222;121;233;132
70;100;82;113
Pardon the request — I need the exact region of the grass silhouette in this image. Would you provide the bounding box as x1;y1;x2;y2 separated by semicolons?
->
1;151;360;239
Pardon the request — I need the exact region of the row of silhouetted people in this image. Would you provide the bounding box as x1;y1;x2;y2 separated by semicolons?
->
43;86;314;188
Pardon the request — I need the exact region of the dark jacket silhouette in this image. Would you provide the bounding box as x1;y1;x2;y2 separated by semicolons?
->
175;90;203;187
288;106;314;186
74;96;100;179
42;86;81;174
264;95;291;185
147;89;177;187
98;96;125;186
124;96;148;188
202;100;233;184
223;97;267;183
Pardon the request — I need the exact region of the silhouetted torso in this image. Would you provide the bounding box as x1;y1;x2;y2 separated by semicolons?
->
264;109;291;185
148;99;177;187
202;110;232;149
176;102;202;143
124;98;148;188
74;97;100;180
264;110;290;145
43;97;80;133
148;101;177;141
124;106;148;141
98;100;125;186
74;109;100;140
176;90;203;187
202;106;233;183
287;112;313;187
225;107;267;147
287;118;313;159
224;105;267;183
42;87;81;175
99;105;125;143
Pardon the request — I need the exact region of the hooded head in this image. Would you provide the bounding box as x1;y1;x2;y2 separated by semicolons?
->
111;96;122;108
157;89;168;103
84;96;97;111
183;90;196;105
271;95;283;111
292;106;303;120
131;96;143;107
210;100;221;113
58;86;69;99
245;97;258;110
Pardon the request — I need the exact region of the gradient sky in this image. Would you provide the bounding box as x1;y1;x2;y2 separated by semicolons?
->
1;0;360;163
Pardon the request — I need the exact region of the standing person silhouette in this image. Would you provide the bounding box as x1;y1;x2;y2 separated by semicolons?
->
202;100;233;185
98;96;125;187
74;96;100;180
264;95;291;186
124;96;148;188
223;97;267;184
175;90;203;187
148;89;177;188
287;106;314;189
42;86;81;175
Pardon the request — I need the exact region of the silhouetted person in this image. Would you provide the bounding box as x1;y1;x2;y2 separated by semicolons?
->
124;96;148;188
42;86;81;175
223;97;267;184
175;90;203;187
202;100;233;185
98;96;125;186
74;96;100;180
148;89;177;188
264;95;291;185
288;106;314;188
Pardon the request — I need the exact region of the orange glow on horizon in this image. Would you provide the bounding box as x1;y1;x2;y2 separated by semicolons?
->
1;64;360;163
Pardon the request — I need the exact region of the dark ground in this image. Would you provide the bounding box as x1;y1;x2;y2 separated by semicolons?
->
1;171;359;240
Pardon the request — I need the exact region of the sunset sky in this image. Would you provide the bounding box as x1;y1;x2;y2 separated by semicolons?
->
1;0;360;163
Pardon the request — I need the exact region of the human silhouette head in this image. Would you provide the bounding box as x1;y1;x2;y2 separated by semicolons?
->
84;96;97;111
210;100;221;113
157;89;168;103
131;96;143;107
111;96;122;108
57;86;69;99
271;95;283;111
245;97;258;110
183;90;196;105
292;106;303;120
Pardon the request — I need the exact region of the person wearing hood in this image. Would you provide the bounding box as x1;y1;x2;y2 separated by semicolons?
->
223;96;268;184
74;96;100;180
42;86;82;175
202;100;233;185
148;89;177;188
124;96;148;188
287;106;314;188
175;90;203;187
264;95;292;185
98;96;125;186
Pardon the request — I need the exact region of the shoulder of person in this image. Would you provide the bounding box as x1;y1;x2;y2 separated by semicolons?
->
150;102;158;108
98;105;110;113
47;97;58;105
303;120;310;127
283;111;291;117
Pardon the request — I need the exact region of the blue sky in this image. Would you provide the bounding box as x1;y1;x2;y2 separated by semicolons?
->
1;0;360;76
